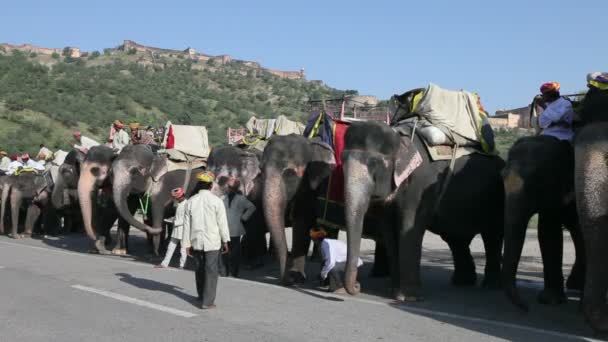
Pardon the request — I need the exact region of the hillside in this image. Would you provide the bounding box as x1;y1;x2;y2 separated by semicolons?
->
0;41;353;155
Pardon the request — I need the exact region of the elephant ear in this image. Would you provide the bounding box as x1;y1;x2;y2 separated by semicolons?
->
149;155;168;182
393;137;422;188
306;139;336;190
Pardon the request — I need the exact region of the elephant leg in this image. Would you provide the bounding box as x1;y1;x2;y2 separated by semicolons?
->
446;236;477;287
23;205;42;237
397;208;426;301
287;192;315;284
10;190;22;238
481;229;502;289
381;211;400;295
113;218;130;255
566;225;585;291
537;213;566;305
370;238;389;278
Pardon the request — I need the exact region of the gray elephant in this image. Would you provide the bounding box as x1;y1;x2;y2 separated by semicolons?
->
502;135;585;311
342;121;504;301
574;86;608;333
51;149;86;234
207;145;268;266
262;134;388;286
0;171;55;238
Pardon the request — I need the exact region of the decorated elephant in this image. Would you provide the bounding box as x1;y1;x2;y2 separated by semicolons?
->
262;134;388;286
574;85;608;333
342;121;504;301
502;135;584;311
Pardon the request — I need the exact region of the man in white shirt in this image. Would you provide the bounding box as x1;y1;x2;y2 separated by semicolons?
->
310;227;362;293
182;171;230;309
73;131;99;154
6;155;23;175
21;154;45;172
36;144;54;161
537;82;574;141
112;120;130;152
156;187;188;269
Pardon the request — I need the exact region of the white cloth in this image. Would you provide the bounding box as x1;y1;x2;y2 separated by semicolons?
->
24;159;45;171
539;97;574;141
414;83;483;143
37;146;53;160
160;238;187;268
171;200;187;240
6;160;23;175
319;239;362;280
0;156;10;172
112;129;130;152
182;190;230;251
74;136;100;151
163;123;210;159
223;193;256;237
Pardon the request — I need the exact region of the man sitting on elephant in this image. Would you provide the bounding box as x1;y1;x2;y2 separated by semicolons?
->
537;82;574;141
310;227;362;293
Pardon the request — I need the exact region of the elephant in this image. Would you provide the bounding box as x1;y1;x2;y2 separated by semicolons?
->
51;149;86;234
342;121;505;301
0;171;56;238
262;134;388;286
573;86;608;333
502;135;585;311
207;145;268;267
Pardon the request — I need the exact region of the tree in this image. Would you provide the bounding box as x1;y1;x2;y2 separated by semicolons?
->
29;52;37;58
51;52;60;59
127;48;137;55
89;51;101;59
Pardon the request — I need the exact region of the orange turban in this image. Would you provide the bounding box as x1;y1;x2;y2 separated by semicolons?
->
309;227;327;240
113;120;125;129
540;82;560;94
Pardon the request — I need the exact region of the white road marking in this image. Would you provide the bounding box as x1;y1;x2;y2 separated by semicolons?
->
71;284;197;318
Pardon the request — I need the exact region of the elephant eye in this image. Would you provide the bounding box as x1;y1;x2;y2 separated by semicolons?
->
90;167;100;177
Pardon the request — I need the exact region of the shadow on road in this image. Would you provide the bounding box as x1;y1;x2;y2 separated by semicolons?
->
115;272;200;308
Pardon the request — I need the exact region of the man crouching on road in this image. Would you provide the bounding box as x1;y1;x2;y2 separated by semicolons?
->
183;171;230;310
310;227;362;294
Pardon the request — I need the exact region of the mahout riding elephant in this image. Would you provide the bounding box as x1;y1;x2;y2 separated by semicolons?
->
0;171;57;238
51;149;86;234
207;145;268;266
342;121;504;301
262;134;389;286
574;86;608;333
502;135;585;311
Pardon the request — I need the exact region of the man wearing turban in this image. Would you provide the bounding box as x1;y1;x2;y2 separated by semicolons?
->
182;171;230;310
111;120;130;152
537;82;574;141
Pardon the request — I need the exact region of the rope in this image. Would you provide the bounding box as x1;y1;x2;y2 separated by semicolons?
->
138;191;150;216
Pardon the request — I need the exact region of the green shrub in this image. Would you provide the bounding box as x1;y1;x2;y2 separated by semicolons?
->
51;52;60;59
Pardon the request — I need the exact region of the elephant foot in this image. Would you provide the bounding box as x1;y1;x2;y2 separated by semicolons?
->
451;271;477;287
585;305;608;334
8;233;21;240
481;275;502;290
21;233;32;239
112;248;128;256
537;288;566;305
566;273;584;292
287;270;307;284
93;239;111;255
395;287;425;302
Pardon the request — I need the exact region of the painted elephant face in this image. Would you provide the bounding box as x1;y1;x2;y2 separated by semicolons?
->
207;146;261;197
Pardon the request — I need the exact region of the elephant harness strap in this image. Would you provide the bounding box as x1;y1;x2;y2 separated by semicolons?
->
139;191;151;216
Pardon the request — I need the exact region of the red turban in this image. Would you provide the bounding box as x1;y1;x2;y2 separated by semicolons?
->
540;82;560;94
73;131;82;138
171;187;185;199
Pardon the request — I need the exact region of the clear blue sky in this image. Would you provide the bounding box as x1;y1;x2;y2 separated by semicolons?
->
2;0;606;114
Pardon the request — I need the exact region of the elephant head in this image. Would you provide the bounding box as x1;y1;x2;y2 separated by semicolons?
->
207;145;261;198
261;134;335;284
342;121;418;294
111;144;166;235
78;145;116;241
52;149;85;209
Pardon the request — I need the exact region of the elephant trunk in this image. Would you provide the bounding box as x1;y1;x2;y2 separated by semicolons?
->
343;156;373;295
112;173;161;235
78;165;99;241
0;183;10;233
263;167;289;284
502;167;531;311
51;172;66;209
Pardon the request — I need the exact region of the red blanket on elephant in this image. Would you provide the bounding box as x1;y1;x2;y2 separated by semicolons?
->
327;120;349;202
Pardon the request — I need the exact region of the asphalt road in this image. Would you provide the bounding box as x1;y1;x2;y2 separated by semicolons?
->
0;229;602;342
